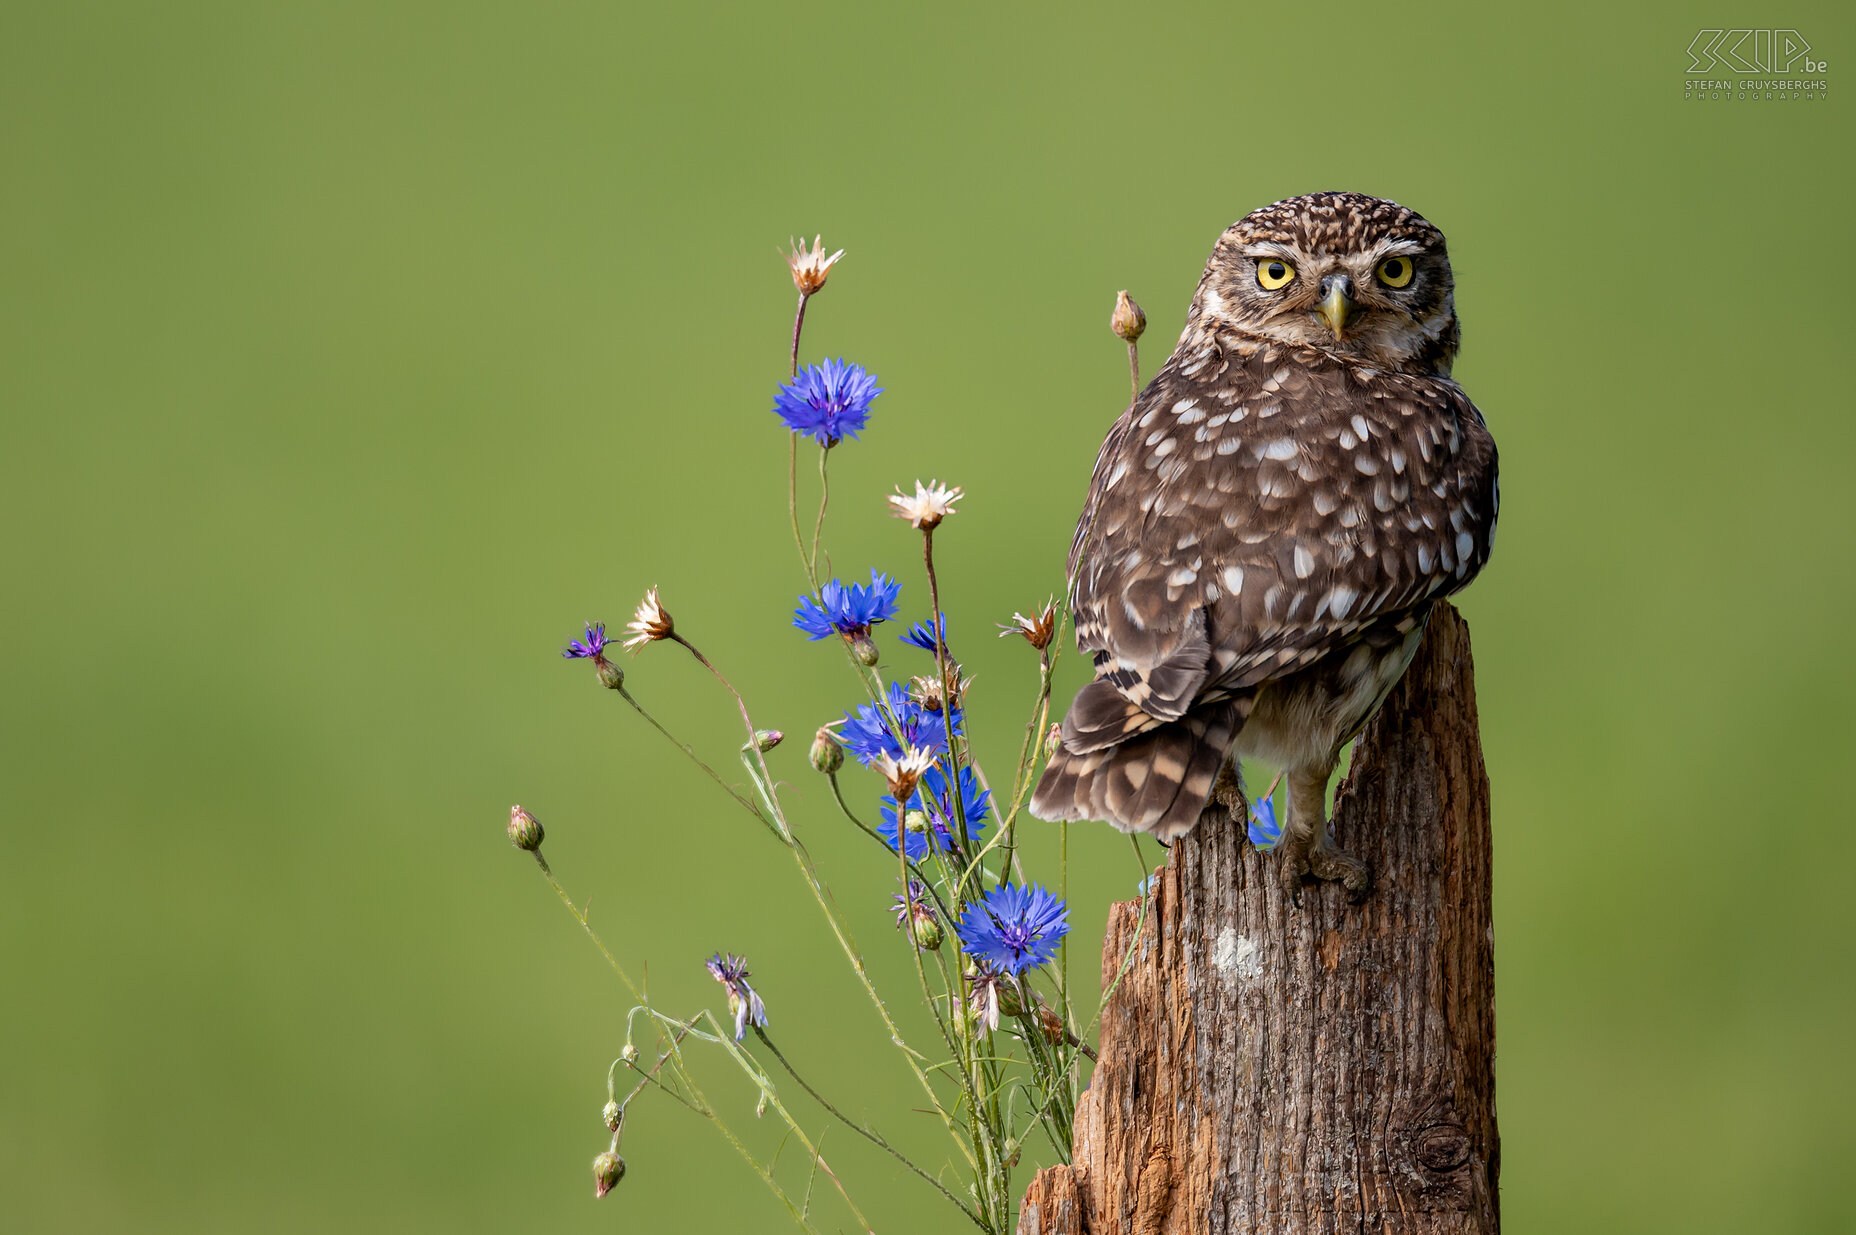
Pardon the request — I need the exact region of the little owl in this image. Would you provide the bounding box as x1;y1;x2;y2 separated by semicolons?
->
1030;191;1499;900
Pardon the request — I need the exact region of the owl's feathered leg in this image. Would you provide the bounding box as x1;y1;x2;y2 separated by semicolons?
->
1278;766;1371;903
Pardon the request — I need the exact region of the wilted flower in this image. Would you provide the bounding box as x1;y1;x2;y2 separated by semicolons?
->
1111;290;1146;343
562;622;611;660
785;235;844;296
908;673;966;713
892;880;944;950
956;883;1070;977
772;358;883;447
899;614;950;655
793;570;901;642
965;962;1024;1032
840;681;962;766
705;953;768;1042
997;601;1057;650
621;587;674;653
878;764;991;860
507;805;544;852
809;725;844;774
1248;795;1281;852
593;1150;626;1197
875;746;936;802
888;479;963;531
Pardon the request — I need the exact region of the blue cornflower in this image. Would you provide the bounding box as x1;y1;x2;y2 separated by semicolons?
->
878;764;991;859
840;681;962;766
705;953;768;1043
899;614;950;654
956;883;1070;977
794;570;902;641
562;622;611;659
771;358;883;447
1249;795;1282;851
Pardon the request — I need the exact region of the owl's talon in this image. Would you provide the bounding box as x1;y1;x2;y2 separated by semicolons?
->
1274;829;1371;904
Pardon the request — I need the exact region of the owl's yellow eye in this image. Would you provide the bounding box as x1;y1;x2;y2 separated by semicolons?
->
1256;258;1295;290
1376;256;1415;288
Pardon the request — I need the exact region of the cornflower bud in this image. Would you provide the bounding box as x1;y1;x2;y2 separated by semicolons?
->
1111;290;1146;343
592;1150;626;1197
851;634;880;666
752;729;783;753
508;805;543;852
602;1100;622;1132
1044;723;1062;760
809;726;844;774
594;658;625;690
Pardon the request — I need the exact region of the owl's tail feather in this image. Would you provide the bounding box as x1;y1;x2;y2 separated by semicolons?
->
1030;701;1246;841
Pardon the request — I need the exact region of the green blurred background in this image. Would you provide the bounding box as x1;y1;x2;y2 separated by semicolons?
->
3;1;1851;1230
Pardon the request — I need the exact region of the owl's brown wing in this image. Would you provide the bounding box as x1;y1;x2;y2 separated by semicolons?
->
1063;347;1498;755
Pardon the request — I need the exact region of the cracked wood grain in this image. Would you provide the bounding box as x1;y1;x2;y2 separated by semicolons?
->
1019;602;1497;1235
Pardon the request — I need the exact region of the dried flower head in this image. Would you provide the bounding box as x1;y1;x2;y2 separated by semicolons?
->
621;587;674;652
705;953;769;1042
888;479;963;531
1111;289;1146;343
878;764;991;860
875;745;936;803
997;600;1057;651
964;963;1023;1032
784;235;844;296
592;1150;626;1197
507;804;544;852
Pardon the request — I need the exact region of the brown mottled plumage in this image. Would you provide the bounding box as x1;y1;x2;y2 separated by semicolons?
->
1030;192;1499;898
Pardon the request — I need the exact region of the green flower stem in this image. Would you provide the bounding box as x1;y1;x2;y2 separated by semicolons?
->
615;686;769;826
809;444;831;578
530;852;643;1004
755;1028;986;1230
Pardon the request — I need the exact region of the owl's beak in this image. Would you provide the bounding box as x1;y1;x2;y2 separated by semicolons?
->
1315;275;1357;340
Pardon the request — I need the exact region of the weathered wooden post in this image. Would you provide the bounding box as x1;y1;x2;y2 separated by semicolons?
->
1019;602;1497;1235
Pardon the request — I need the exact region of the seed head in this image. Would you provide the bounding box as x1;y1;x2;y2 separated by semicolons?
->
876;746;936;802
1111;290;1146;343
888;479;963;531
785;235;844;296
601;1100;622;1132
621;587;674;653
507;805;544;852
619;1042;640;1066
998;600;1057;651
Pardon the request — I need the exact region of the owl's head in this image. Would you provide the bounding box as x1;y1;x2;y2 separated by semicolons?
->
1188;191;1459;374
